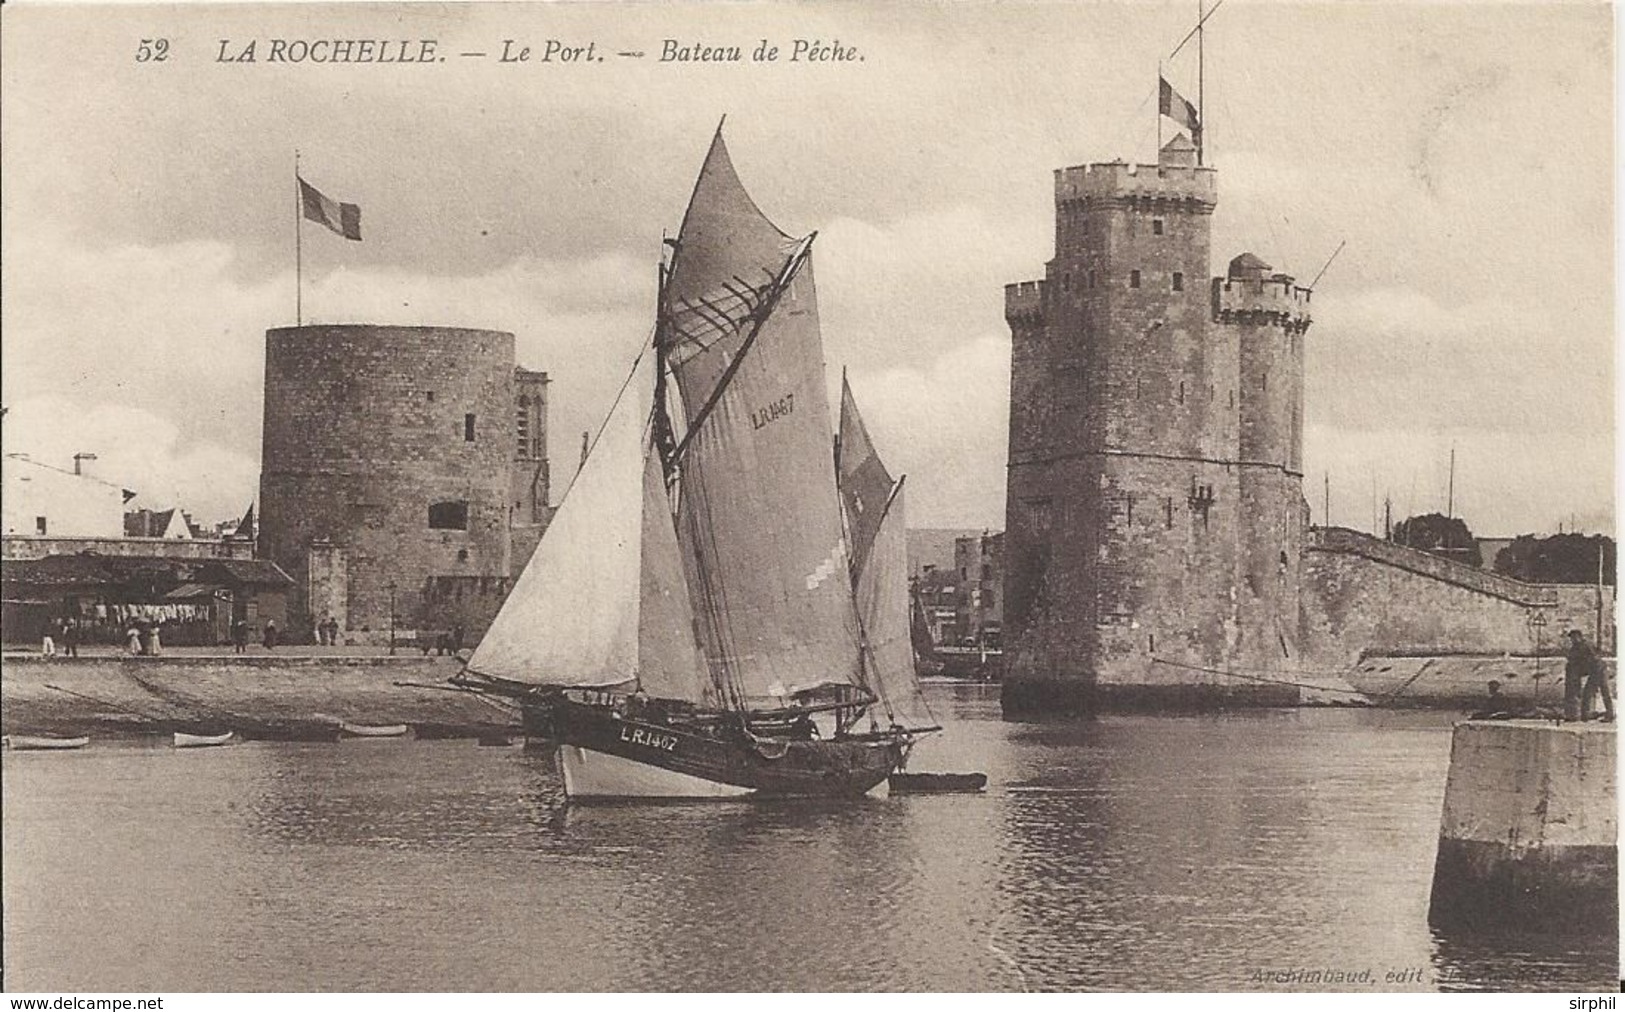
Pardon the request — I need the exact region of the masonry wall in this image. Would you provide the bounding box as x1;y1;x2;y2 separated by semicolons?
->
258;325;516;639
1;536;254;561
1301;527;1580;665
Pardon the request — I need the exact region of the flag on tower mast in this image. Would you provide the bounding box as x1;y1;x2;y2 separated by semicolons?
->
1159;76;1201;149
298;177;362;241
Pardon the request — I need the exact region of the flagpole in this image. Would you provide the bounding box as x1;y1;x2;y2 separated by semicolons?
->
1156;62;1163;156
1197;0;1205;166
294;149;303;327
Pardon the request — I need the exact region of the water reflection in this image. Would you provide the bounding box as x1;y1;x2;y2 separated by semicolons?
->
2;696;1616;991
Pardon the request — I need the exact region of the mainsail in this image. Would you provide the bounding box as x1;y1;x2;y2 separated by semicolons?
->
661;129;865;707
838;383;936;730
466;351;710;703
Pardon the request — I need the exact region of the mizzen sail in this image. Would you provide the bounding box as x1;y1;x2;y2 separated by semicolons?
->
662;130;864;707
836;375;895;578
854;480;936;730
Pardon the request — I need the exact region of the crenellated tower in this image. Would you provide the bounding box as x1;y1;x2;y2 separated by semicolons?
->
1002;134;1312;713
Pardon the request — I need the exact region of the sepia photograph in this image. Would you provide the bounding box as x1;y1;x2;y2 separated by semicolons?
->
0;0;1616;994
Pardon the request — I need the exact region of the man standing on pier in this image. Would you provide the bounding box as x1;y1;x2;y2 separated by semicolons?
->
1564;629;1613;722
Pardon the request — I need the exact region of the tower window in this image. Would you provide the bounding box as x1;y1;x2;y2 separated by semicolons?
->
1152;219;1165;236
457;548;469;562
1172;272;1184;292
464;413;476;442
1165;497;1174;529
1129;270;1141;289
428;501;469;531
1178;381;1185;404
1088;270;1096;289
35;516;47;535
1062;272;1072;292
426;391;435;402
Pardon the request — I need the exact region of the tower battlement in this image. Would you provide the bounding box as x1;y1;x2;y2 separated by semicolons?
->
1004;280;1047;326
1211;276;1312;334
1054;161;1217;209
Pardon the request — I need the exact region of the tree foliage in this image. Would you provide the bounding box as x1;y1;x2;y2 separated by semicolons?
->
1492;533;1616;586
1391;513;1482;568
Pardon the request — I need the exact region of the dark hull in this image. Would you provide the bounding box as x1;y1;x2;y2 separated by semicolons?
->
542;699;906;799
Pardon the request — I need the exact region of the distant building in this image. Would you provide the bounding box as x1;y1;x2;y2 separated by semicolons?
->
256;324;552;643
953;531;1004;649
907;527;981;579
124;508;193;540
2;453;134;538
1;554;292;646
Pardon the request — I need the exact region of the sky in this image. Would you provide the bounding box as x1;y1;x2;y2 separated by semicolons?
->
0;1;1613;537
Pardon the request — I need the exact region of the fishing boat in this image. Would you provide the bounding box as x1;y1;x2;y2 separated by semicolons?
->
172;730;236;748
4;734;90;751
456;125;941;799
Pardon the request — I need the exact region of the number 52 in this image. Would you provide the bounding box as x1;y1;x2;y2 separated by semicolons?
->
136;38;170;62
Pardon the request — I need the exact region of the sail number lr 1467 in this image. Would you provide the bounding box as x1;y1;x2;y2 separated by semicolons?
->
620;724;679;752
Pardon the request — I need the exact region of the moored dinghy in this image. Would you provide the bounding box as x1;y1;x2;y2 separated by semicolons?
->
5;733;91;751
338;721;409;738
172;730;237;748
454;125;947;799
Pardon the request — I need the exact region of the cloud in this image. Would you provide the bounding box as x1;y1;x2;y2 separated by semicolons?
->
844;335;1010;529
2;398;258;521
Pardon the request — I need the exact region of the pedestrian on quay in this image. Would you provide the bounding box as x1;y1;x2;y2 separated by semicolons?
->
325;616;340;648
1574;630;1616;723
1563;629;1611;721
40;624;56;658
263;620;279;650
126;625;142;655
150;620;163;656
137;621;153;657
452;623;466;655
232;618;249;654
62;619;79;658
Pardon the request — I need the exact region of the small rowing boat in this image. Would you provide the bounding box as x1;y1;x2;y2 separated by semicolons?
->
173;730;236;749
4;734;90;751
339;721;409;739
888;772;988;794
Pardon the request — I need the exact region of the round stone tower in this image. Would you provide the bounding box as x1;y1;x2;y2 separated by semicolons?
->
1219;253;1312;669
258;325;516;641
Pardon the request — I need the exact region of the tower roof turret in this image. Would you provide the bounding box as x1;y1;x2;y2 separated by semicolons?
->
1159;133;1198;168
1227;252;1273;281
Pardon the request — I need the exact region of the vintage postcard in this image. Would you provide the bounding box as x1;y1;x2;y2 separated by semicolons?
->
0;0;1615;995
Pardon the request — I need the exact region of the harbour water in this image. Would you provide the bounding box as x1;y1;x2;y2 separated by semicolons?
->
3;685;1615;992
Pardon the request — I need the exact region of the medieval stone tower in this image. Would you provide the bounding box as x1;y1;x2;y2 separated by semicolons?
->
1001;134;1312;713
258;324;550;642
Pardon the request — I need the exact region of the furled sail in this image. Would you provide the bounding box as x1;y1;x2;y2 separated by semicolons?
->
662;129;865;707
467;350;708;702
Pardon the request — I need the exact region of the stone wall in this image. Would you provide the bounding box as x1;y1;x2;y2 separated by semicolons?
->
2;536;254;561
1298;526;1619;667
1429;721;1616;932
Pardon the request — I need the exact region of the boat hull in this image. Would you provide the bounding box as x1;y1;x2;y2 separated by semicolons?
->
339;722;409;738
173;731;235;748
544;700;905;800
5;734;90;751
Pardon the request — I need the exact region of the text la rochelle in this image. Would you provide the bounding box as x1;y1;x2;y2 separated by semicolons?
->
216;39;440;63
